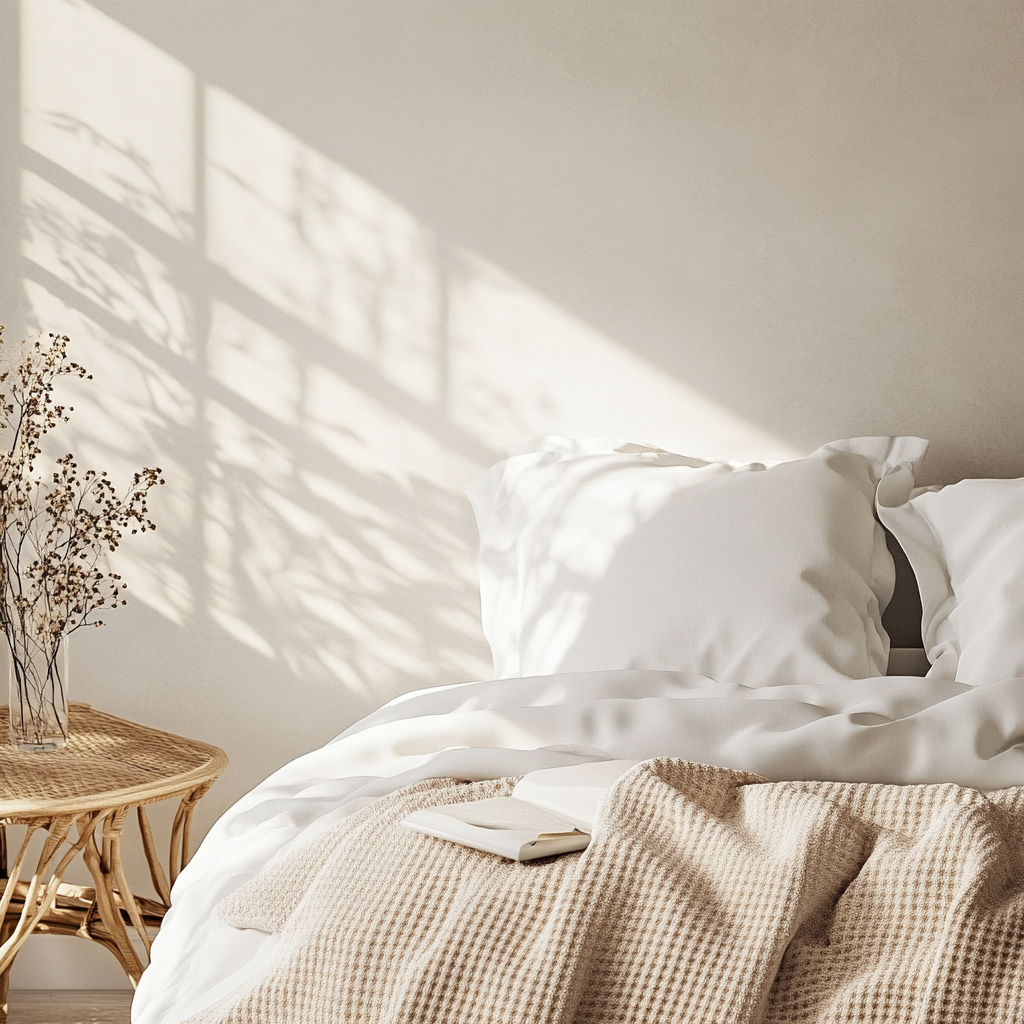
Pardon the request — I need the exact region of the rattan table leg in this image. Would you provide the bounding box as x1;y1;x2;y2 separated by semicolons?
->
169;782;212;886
108;820;152;959
80;810;146;983
137;805;172;907
0;914;15;1024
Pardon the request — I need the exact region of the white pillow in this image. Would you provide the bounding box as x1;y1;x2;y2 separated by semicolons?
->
467;436;928;686
877;472;1024;683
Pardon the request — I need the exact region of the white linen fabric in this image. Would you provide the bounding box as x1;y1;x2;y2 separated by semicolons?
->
467;436;928;684
878;470;1024;683
133;668;1024;1024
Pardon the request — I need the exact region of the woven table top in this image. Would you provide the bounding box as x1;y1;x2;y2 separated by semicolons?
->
0;703;228;820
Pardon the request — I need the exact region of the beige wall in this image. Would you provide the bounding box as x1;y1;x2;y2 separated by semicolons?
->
1;0;1022;986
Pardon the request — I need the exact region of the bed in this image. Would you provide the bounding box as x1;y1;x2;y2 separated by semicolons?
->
132;436;1024;1023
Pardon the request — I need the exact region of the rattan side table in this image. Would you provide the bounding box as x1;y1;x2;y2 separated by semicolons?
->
0;702;227;1020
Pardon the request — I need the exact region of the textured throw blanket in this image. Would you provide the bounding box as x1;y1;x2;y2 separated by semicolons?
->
188;760;1024;1023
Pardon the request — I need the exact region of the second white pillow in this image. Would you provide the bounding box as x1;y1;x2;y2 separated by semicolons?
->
877;472;1024;684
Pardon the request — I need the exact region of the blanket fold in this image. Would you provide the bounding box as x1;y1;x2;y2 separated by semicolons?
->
190;760;1024;1024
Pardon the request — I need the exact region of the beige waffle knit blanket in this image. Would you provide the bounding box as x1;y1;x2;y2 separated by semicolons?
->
188;759;1024;1023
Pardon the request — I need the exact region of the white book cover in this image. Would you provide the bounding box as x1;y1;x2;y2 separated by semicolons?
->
401;760;641;862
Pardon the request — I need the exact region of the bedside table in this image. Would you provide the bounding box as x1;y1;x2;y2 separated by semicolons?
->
0;703;227;1020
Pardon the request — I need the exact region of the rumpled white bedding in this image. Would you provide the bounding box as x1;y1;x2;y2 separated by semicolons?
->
132;669;1024;1024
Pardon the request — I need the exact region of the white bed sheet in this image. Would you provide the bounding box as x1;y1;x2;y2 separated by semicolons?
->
132;669;1024;1024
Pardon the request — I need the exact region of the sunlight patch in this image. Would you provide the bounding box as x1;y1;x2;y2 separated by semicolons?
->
21;0;194;239
21;171;193;357
205;86;441;404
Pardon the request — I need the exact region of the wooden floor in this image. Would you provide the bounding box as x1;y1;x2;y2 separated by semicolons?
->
5;991;132;1024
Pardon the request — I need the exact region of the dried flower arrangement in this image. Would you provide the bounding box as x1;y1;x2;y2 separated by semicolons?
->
0;327;164;750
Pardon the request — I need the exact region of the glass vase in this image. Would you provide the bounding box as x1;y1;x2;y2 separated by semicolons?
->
8;639;69;751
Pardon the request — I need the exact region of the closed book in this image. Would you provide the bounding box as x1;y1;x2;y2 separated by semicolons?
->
401;759;640;861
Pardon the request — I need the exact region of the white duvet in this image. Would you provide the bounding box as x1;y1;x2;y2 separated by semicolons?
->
133;669;1024;1024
